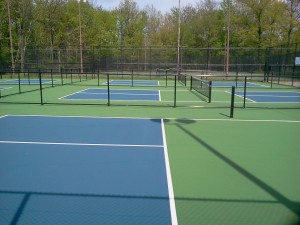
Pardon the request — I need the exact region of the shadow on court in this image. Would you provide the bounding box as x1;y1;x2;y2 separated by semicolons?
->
164;118;300;224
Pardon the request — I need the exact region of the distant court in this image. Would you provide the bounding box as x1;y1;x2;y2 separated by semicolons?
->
212;81;269;88
61;88;161;101
234;91;300;103
107;80;159;86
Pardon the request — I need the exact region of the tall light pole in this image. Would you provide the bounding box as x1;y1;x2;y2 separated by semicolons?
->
177;0;181;76
225;0;231;78
6;0;15;71
78;0;85;73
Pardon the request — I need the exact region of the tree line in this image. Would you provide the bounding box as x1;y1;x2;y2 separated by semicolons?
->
0;0;299;68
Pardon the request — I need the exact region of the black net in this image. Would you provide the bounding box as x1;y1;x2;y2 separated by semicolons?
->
190;77;212;103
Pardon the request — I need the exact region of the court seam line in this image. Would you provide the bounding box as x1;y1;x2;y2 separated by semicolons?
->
4;115;300;123
164;118;300;123
85;88;160;92
58;99;159;102
0;87;12;90
59;89;87;100
225;90;257;102
159;90;162;102
161;119;178;225
211;100;300;104
242;95;300;98
82;92;159;96
0;140;164;148
4;115;157;120
236;91;300;93
247;81;270;87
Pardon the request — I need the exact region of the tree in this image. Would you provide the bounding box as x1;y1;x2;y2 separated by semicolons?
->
12;0;34;69
116;0;146;46
283;0;300;46
144;4;163;46
34;0;66;49
195;0;223;47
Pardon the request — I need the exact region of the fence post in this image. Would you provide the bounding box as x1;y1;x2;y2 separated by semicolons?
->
230;86;235;118
174;73;177;107
243;76;247;108
51;69;54;87
60;69;64;86
107;73;110;106
38;70;44;105
131;70;134;87
18;70;21;94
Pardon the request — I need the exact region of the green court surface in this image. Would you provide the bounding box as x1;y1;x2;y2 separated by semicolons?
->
0;76;300;225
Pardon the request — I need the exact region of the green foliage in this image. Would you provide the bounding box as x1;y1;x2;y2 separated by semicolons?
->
0;0;299;68
116;0;146;46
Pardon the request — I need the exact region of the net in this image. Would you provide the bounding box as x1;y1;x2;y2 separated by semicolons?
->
190;76;212;103
178;73;186;86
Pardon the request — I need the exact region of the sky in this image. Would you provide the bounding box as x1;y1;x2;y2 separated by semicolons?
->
92;0;198;13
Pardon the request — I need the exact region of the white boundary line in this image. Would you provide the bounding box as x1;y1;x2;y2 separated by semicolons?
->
2;115;153;120
0;115;8;119
0;140;163;148
59;89;87;100
163;118;300;123
159;90;162;102
108;80;159;86
161;119;178;225
247;82;270;88
0;87;12;90
3;115;300;123
225;90;257;102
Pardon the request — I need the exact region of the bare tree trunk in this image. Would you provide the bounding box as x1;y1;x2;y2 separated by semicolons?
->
6;0;15;70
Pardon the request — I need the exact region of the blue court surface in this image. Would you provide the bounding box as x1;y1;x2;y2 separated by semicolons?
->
61;88;161;101
212;81;268;88
234;91;300;103
108;80;159;86
0;115;176;225
0;79;55;85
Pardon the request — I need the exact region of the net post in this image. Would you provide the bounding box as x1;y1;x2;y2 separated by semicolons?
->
60;69;64;86
27;70;30;85
107;73;110;106
165;72;168;87
174;73;177;108
190;76;193;90
131;70;134;87
97;69;100;86
270;71;273;88
18;70;21;94
243;76;247;108
38;70;44;105
235;72;238;87
230;86;235;118
79;68;82;82
208;80;212;103
51;69;54;87
71;68;73;84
